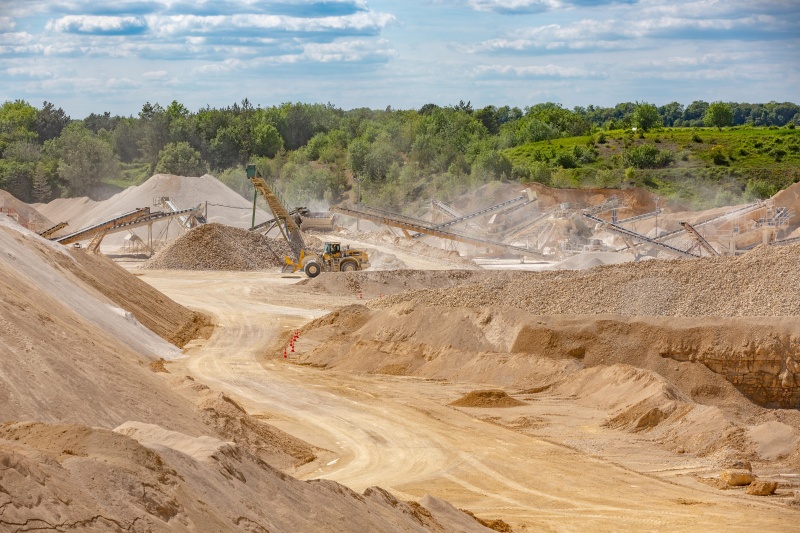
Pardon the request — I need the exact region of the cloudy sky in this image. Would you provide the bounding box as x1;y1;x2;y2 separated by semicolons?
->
1;0;798;117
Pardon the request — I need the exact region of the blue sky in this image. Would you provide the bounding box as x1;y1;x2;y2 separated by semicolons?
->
1;0;798;118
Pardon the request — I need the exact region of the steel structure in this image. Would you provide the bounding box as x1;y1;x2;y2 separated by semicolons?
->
331;204;546;258
246;164;305;256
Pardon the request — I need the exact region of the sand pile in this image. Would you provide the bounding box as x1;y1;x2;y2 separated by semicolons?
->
0;217;493;532
372;243;800;317
291;304;800;461
0;189;53;231
450;390;526;408
333;228;481;269
34;173;273;248
0;421;492;533
548;251;634;270
298;269;505;297
145;223;292;270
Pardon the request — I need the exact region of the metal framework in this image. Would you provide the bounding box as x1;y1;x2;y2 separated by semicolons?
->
246;164;305;256
331;204;546;258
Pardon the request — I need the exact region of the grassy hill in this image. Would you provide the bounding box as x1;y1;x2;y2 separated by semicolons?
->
505;126;800;209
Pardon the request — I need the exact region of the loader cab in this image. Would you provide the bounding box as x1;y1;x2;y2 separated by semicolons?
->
323;242;341;257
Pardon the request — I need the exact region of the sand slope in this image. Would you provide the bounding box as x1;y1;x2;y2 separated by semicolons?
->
0;421;490;532
0;219;492;532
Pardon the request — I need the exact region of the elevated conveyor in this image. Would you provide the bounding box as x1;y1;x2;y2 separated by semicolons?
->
680;221;719;256
583;212;699;258
38;222;68;238
246;164;304;255
55;208;151;246
331;205;546;258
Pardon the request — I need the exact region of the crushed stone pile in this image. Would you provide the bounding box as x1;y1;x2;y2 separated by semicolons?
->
372;243;800;317
145;223;292;270
450;390;526;408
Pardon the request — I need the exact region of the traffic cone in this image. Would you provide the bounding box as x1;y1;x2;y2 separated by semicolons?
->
359;291;363;299
291;343;295;353
283;347;287;358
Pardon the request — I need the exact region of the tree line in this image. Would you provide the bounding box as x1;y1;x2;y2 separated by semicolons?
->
0;98;797;206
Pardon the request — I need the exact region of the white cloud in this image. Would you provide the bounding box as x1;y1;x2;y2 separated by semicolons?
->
301;39;395;62
6;66;55;78
0;16;15;31
474;64;607;78
0;31;34;45
46;15;148;34
466;0;561;13
143;70;168;79
195;58;244;74
146;11;396;37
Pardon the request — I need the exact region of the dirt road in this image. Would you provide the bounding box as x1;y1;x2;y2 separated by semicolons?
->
138;270;798;532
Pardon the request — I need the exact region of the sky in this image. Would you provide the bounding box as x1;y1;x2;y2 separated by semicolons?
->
0;0;798;118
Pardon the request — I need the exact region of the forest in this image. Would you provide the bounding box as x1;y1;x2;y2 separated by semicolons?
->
0;98;798;211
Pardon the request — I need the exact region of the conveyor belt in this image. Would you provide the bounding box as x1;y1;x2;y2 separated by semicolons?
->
583;212;699;258
331;205;546;257
55;208;151;245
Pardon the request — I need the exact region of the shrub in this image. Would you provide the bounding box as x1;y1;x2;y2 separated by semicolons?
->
528;161;551;184
554;151;578;169
711;146;728;166
692;132;702;143
771;148;787;162
595;131;607;144
622;144;674;168
745;179;778;200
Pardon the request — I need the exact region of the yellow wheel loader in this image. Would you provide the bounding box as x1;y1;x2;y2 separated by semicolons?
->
285;242;370;277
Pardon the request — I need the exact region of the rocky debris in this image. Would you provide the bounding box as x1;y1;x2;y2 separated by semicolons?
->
371;243;800;318
747;480;778;496
720;469;755;486
450;390;526;408
145;223;293;270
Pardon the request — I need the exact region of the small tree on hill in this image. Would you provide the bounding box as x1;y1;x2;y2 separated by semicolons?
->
704;102;733;131
155;141;207;176
632;102;662;132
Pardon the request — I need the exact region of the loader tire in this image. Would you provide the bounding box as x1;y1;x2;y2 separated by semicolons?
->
304;261;322;278
340;260;358;272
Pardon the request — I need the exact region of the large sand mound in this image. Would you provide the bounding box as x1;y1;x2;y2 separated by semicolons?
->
1;221;493;531
34;173;273;249
145;222;291;270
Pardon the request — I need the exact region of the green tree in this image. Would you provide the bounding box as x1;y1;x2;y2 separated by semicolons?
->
252;121;283;158
35;101;70;142
155;141;207;176
704;102;734;131
632;102;662;132
0;100;37;154
46;123;119;196
471;150;512;180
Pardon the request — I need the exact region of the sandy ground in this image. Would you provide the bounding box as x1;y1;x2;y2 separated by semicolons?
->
135;268;799;532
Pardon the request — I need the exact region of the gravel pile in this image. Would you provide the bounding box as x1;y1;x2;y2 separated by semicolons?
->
371;243;800;317
144;223;293;270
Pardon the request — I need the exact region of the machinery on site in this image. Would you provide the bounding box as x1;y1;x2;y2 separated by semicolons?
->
246;164;369;276
285;241;370;277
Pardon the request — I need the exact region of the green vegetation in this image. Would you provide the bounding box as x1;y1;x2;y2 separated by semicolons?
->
0;98;798;211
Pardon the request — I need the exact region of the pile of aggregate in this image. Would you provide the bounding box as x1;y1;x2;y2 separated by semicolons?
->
145;223;292;271
371;243;800;317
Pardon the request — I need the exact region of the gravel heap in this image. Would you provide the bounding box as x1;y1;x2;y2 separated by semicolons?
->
145;223;293;270
371;243;800;317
